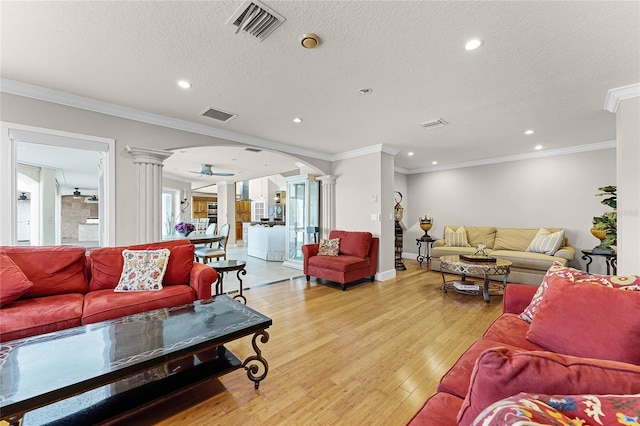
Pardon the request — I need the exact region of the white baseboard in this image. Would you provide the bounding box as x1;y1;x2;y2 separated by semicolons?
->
375;268;396;282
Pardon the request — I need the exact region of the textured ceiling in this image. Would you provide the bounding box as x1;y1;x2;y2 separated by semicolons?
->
2;1;639;185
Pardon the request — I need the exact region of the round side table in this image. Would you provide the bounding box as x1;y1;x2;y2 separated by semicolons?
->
416;237;435;266
208;260;247;304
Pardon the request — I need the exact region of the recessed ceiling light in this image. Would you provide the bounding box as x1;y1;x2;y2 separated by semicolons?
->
177;80;191;89
359;88;373;95
525;130;535;135
293;117;303;123
300;33;320;49
408;152;414;156
464;39;483;51
534;145;543;150
432;161;438;165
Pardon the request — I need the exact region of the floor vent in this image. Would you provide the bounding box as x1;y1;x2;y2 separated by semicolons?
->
420;119;448;129
244;148;262;153
226;0;285;42
201;107;237;123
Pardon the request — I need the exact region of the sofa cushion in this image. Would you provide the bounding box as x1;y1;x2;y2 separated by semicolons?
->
437;339;522;398
0;250;34;306
328;231;372;258
493;228;538;251
465;227;497;249
308;255;369;273
444;226;470;247
481;314;546;351
128;240;194;286
519;261;640;323
526;277;640;364
408;392;462;426
82;286;195;324
472;392;640;426
489;250;565;272
1;246;88;298
456;347;640;426
114;249;170;292
525;227;564;255
0;293;84;342
318;238;340;256
90;241;195;291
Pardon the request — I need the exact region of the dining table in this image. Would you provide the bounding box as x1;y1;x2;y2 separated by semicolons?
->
162;232;223;245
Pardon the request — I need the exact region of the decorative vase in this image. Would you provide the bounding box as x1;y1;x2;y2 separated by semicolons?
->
590;227;607;242
419;216;433;238
178;232;189;237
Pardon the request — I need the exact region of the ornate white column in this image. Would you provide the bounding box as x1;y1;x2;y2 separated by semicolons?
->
126;146;173;243
317;175;336;239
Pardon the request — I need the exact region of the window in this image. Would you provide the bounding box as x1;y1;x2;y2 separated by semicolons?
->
251;200;266;222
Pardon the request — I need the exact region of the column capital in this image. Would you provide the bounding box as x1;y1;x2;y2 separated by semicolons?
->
317;175;336;184
125;145;173;165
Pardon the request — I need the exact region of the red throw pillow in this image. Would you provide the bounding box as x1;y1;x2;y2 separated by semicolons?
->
457;347;640;426
519;261;640;323
526;276;640;364
0;251;34;306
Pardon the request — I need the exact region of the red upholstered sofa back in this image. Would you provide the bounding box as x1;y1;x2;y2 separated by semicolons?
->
1;245;88;298
328;230;373;258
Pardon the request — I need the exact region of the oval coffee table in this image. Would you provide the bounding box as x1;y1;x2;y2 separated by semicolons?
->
209;260;247;304
439;255;511;303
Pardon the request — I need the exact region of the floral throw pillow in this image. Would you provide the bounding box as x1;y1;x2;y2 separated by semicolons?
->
518;261;640;323
318;238;340;256
114;249;170;292
472;392;640;426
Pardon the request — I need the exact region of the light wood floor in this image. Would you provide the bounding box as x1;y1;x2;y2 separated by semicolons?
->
131;260;503;426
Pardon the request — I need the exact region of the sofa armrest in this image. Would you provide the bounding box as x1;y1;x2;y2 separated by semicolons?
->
432;239;445;248
554;245;575;261
503;283;537;314
189;262;218;300
302;243;319;274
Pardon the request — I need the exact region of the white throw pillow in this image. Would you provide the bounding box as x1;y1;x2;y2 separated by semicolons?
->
444;226;470;247
526;228;564;255
115;249;170;292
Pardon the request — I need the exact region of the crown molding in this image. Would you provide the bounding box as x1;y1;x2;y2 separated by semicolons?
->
1;78;333;162
604;83;640;113
405;140;616;174
332;143;399;161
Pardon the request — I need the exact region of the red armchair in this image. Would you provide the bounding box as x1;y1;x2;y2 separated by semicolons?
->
302;230;379;291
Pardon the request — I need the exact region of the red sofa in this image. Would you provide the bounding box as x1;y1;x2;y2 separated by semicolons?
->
0;240;217;343
302;230;379;291
409;278;640;425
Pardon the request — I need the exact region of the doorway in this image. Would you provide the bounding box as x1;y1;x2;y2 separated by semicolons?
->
0;122;115;246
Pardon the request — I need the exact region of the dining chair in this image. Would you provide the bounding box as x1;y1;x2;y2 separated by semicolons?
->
194;223;230;264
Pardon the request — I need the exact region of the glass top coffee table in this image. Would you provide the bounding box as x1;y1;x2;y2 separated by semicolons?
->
0;295;271;426
439;255;512;303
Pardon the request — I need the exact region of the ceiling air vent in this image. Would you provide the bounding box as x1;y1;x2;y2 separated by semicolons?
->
244;148;262;153
226;0;285;41
200;107;237;123
420;119;448;129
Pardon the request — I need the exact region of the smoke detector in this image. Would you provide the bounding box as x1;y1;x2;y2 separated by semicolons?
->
300;33;320;49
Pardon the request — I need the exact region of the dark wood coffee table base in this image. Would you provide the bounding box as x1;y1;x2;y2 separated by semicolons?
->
1;296;271;426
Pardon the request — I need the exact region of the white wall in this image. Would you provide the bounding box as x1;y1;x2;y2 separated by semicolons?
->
616;97;640;273
404;149;616;274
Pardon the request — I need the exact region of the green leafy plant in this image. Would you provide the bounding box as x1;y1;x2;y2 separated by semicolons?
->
592;185;617;249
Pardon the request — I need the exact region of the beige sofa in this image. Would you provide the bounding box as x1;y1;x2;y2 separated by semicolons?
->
431;226;575;285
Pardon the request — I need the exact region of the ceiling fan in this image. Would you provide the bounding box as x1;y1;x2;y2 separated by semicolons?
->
189;164;234;177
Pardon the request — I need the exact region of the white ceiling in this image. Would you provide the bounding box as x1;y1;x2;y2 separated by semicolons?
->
2;1;639;186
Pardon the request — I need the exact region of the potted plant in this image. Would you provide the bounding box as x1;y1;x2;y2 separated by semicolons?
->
175;221;195;237
591;185;616;252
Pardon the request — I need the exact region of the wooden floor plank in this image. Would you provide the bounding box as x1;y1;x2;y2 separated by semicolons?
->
149;260;503;425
